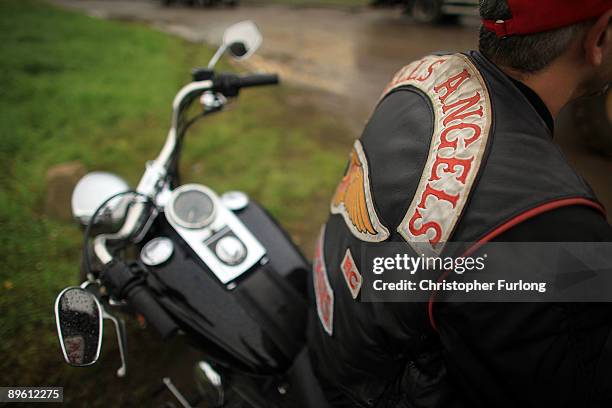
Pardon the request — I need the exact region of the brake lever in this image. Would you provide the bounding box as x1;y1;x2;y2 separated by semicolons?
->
103;309;128;378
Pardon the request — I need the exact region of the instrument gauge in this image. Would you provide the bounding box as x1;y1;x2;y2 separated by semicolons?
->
166;184;217;229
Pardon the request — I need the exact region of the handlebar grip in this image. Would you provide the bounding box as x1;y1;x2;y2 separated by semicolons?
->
238;74;279;88
212;73;279;97
125;285;178;339
103;261;178;339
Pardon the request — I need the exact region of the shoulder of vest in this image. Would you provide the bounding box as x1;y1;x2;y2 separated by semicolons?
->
374;53;494;255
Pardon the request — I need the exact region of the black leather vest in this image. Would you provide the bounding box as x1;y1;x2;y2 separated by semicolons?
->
307;51;602;408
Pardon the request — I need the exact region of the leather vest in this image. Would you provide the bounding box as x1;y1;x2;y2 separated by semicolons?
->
307;51;603;408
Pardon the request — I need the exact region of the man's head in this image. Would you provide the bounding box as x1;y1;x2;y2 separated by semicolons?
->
479;0;612;98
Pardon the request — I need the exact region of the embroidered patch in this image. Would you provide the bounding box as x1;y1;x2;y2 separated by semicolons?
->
331;140;390;242
341;249;362;299
313;226;334;336
381;54;492;256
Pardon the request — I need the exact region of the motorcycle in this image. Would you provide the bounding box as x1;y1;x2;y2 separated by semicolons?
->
54;21;329;408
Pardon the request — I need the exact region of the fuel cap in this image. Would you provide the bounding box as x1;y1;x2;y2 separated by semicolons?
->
215;236;247;266
220;191;249;211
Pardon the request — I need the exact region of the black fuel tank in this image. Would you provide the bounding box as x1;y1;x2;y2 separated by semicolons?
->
142;200;309;374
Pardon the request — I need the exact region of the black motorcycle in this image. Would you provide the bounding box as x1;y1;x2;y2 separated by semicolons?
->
54;21;328;408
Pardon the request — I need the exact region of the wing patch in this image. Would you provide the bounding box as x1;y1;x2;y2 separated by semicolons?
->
331;140;390;242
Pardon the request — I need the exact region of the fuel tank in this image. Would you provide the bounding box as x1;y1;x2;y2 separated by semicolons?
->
140;198;310;375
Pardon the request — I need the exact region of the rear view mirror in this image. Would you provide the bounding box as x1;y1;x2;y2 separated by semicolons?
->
55;287;103;366
208;21;262;69
223;21;262;60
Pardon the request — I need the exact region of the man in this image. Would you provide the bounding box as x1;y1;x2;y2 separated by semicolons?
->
307;1;612;407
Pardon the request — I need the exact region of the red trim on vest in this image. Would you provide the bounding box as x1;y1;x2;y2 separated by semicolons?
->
427;197;606;331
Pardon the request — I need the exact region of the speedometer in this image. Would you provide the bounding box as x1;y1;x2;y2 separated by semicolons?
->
166;184;217;229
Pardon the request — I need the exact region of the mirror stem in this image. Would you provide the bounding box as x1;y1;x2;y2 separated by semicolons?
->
207;45;226;70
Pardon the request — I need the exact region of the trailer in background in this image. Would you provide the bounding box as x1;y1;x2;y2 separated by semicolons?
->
372;0;479;23
161;0;238;7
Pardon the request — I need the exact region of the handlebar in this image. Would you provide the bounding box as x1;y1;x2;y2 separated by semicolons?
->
103;261;178;339
236;73;279;88
91;71;279;265
92;71;280;268
125;285;177;339
212;73;279;97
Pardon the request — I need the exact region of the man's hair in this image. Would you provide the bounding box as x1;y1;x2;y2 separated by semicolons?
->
479;0;588;73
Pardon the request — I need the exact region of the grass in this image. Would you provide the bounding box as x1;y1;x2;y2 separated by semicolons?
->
0;0;349;404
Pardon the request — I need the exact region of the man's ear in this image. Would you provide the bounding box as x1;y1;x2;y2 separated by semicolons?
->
585;9;612;67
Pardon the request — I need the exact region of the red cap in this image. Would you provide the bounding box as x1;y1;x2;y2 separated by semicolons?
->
483;0;612;38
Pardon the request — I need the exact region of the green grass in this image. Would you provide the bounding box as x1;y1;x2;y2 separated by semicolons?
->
0;0;348;404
